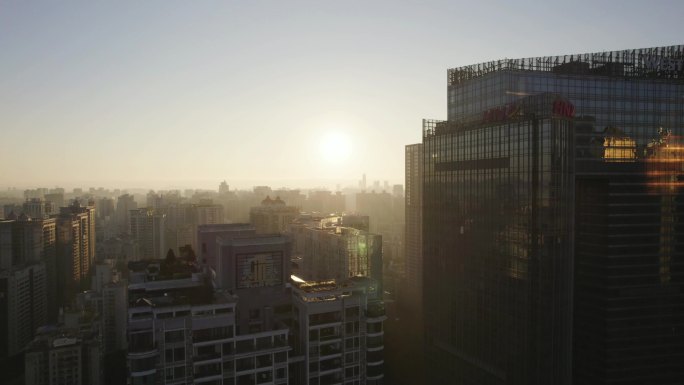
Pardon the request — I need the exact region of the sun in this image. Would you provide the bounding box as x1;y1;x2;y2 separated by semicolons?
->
320;131;352;164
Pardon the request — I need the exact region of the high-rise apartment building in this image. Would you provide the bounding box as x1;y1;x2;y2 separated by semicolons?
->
125;233;386;385
197;223;256;269
355;192;393;234
0;262;47;358
250;197;299;235
290;276;386;385
289;217;383;291
422;45;684;385
303;191;345;214
22;198;51;220
126;252;291;385
44;192;65;211
196;200;225;226
215;234;291;296
56;201;95;304
129;208;166;259
0;214;51;268
116;194;138;235
24;326;102;385
0;214;56;357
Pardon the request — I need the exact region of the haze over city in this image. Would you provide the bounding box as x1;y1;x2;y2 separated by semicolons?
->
3;2;684;385
3;0;683;189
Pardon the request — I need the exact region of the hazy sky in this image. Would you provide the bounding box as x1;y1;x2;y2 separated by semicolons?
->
2;0;684;190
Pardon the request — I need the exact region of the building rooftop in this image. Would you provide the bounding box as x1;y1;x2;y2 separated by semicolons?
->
448;44;684;85
219;234;290;247
197;223;254;232
291;275;378;302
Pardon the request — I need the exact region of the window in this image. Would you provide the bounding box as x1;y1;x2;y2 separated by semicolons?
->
165;330;184;343
274;351;287;363
256;354;272;368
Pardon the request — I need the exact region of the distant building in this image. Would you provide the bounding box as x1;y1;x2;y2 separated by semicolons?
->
129;208;166;259
56;201;95;304
0;262;47;358
215;234;291;294
303;191;345;214
392;184;403;198
22;198;51;220
24;327;102;385
289;217;383;292
92;263;128;354
355;191;393;234
44;192;65;211
60;200;96;268
219;180;230;195
0;215;57;322
196;200;225;226
197;223;256;269
250;196;299;235
115;194;137;235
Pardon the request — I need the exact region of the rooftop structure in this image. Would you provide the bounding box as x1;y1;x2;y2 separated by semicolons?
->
447;45;684;86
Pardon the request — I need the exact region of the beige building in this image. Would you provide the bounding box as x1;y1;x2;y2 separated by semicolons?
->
250;196;299;235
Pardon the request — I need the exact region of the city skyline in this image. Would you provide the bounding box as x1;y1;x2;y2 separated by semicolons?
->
3;1;684;188
3;2;684;384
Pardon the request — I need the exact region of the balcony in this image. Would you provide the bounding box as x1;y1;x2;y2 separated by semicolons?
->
319;333;341;343
365;302;385;319
127;343;157;358
193;327;233;344
194;363;222;380
319;344;341;358
194;352;222;364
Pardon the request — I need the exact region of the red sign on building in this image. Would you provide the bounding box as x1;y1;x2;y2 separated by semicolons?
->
553;100;575;118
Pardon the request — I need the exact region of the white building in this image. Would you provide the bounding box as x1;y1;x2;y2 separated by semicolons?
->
126;261;290;385
291;276;386;385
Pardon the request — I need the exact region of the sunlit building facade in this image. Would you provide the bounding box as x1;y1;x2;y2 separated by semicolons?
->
288;217;383;293
290;276;386;385
424;45;684;385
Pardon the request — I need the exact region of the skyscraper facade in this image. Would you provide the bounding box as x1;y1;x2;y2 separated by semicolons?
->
404;143;423;312
423;45;684;385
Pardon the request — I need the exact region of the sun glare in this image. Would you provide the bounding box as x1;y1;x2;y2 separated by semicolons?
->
320;131;352;164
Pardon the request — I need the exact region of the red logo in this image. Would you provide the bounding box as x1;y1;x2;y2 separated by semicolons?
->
553;100;575;118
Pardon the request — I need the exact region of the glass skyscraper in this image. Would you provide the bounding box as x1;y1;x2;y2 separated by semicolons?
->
423;45;684;385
